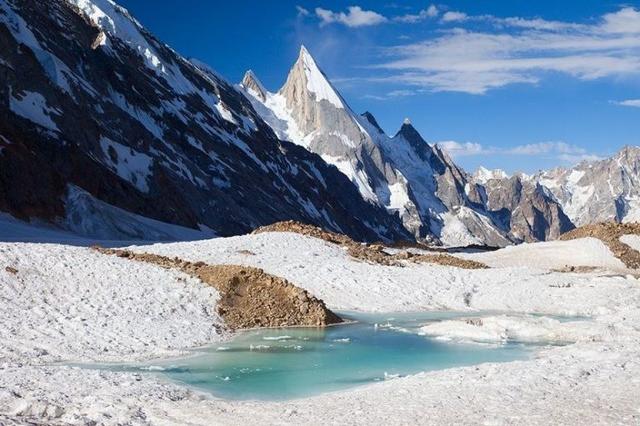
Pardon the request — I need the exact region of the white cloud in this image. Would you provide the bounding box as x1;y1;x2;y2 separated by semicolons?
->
296;5;310;17
437;141;487;156
615;99;640;108
601;7;640;34
506;141;587;155
395;4;439;23
437;140;600;164
441;11;468;23
315;6;387;27
362;89;418;100
498;17;587;32
378;7;640;94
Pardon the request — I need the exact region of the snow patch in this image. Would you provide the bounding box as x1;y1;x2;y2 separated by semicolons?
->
620;234;640;252
458;237;626;271
299;46;344;109
99;137;153;192
9;90;60;131
420;315;598;345
321;154;377;202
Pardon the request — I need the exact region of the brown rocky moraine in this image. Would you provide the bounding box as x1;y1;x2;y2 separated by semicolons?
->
560;222;640;269
93;247;342;330
253;221;487;269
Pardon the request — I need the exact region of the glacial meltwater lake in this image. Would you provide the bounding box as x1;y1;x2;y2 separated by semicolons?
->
98;312;538;400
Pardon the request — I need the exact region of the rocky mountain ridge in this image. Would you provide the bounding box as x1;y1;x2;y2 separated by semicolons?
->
241;46;576;246
0;0;409;242
1;0;637;246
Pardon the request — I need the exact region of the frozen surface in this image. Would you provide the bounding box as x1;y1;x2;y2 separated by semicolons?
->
0;243;223;364
620;234;640;252
1;231;640;424
419;314;613;345
0;191;215;245
130;232;638;316
456;237;626;271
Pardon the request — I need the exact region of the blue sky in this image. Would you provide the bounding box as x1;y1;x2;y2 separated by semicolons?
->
118;0;640;174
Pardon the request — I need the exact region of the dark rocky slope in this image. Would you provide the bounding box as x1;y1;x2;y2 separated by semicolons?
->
0;0;409;242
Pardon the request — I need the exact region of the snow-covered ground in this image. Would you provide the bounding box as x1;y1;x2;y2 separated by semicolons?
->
455;237;627;271
621;234;640;252
0;243;223;364
129;232;637;316
1;231;640;424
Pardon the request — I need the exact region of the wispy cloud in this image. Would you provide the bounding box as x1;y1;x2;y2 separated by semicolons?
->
378;7;640;94
296;5;309;17
437;140;602;164
315;6;387;27
437;140;485;156
310;4;441;27
394;5;439;23
615;99;640;108
441;11;468;23
362;89;418;100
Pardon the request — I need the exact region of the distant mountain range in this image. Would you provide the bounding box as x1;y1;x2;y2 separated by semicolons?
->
0;0;637;246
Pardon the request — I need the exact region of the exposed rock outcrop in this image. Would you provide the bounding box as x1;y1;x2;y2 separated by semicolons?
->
242;48;514;247
477;174;575;242
560;222;640;269
535;146;640;227
93;247;343;329
254;221;488;269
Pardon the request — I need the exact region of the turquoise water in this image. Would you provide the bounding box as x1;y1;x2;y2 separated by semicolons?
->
111;311;534;401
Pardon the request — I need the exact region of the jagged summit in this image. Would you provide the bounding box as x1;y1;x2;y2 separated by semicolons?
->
615;145;640;161
395;119;425;147
361;111;384;134
474;167;509;184
241;69;267;102
280;45;345;109
240;42;575;246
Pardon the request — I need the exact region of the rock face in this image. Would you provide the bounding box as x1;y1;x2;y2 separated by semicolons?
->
242;47;514;247
535;146;640;226
243;47;638;246
0;0;409;242
474;146;640;242
474;174;575;242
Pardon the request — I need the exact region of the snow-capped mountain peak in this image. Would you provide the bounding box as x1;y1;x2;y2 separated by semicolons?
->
240;44;577;247
395;119;421;139
241;69;267;102
532;145;640;226
283;45;345;109
474;167;509;184
242;47;520;246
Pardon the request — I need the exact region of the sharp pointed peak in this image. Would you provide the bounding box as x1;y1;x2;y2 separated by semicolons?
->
394;118;430;151
474;166;509;183
241;69;267;101
361;111;384;134
396;118;420;138
281;44;345;109
296;44;320;70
